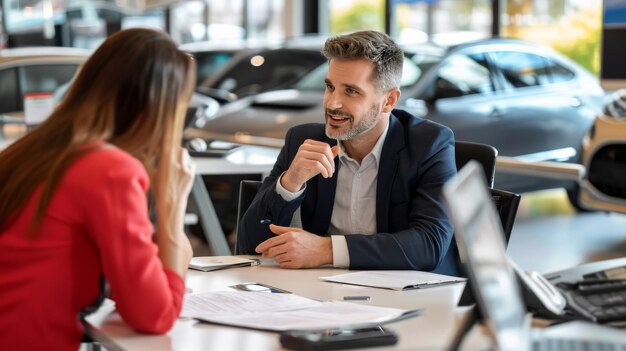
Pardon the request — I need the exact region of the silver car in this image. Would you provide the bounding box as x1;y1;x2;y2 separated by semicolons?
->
0;46;219;132
0;47;90;124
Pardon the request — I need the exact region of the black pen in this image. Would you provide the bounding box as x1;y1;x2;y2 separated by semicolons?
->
343;295;371;301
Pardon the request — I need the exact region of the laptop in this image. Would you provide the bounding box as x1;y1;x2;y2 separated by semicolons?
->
442;161;626;351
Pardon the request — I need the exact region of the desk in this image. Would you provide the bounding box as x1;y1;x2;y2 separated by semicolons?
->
85;262;468;351
190;146;279;255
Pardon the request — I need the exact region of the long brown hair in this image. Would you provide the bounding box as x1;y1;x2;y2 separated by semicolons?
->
0;28;196;234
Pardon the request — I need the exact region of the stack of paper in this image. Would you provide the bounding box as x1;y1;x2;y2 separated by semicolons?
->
320;271;465;290
182;291;419;331
189;256;258;272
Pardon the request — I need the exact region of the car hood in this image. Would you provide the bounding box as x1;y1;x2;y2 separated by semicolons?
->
187;89;324;147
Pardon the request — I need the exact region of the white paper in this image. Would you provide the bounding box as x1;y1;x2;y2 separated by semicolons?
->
320;271;465;290
181;291;410;331
24;93;54;125
182;291;320;316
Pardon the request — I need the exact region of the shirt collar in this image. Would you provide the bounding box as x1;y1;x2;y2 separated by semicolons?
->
338;119;390;167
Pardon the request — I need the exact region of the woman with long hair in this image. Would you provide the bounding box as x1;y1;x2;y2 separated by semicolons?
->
0;28;196;350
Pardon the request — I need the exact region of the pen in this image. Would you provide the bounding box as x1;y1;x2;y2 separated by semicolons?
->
260;219;271;224
343;295;371;301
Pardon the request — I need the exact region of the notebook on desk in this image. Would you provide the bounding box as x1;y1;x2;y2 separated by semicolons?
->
442;161;626;351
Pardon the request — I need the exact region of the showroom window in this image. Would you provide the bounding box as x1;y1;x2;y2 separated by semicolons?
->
500;0;601;75
327;0;385;34
391;0;491;44
170;0;285;44
434;53;493;99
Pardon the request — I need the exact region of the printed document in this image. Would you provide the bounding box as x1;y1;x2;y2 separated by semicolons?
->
181;291;416;331
320;271;465;290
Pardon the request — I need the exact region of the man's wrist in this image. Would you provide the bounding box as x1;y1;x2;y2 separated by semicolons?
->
280;171;303;193
324;237;334;265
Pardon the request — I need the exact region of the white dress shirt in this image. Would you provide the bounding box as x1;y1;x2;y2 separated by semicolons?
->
275;121;390;267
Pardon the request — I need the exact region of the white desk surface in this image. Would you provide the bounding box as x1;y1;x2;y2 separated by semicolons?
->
86;261;470;351
192;145;279;176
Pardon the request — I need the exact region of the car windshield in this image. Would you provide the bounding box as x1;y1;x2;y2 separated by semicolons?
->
293;50;444;91
191;50;238;87
203;48;326;97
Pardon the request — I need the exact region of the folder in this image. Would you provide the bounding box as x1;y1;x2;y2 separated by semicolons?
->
320;271;465;290
189;256;258;272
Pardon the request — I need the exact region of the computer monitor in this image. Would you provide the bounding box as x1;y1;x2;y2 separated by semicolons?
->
442;161;529;350
444;161;626;351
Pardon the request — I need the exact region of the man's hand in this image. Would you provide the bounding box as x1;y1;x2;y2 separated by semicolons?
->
280;140;340;192
255;224;333;269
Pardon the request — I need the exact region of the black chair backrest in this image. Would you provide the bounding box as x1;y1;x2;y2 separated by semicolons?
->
235;180;263;254
455;141;498;188
490;188;522;246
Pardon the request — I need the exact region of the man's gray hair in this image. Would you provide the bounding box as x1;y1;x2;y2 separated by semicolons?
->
322;30;403;93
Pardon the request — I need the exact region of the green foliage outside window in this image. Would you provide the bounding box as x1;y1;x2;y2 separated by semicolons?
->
502;5;601;76
329;1;385;34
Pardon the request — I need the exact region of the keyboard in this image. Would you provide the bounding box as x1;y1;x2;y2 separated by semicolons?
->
559;280;626;324
533;337;626;351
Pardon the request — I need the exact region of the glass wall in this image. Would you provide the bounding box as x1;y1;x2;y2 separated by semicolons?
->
247;0;285;39
391;0;491;45
169;0;286;44
1;0;602;76
328;0;385;34
500;0;602;75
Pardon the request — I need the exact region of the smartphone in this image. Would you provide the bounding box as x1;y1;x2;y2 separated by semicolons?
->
230;283;291;294
279;326;398;350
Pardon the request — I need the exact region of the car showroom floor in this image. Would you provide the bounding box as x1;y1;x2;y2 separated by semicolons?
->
506;189;626;274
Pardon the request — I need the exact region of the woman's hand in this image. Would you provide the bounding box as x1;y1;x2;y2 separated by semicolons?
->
154;147;196;277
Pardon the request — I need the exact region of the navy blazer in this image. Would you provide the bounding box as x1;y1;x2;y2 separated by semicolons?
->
238;109;458;275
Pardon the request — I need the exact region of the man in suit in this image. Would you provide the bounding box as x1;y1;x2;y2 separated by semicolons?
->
237;30;458;274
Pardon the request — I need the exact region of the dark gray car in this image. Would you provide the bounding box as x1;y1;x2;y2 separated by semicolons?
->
188;38;604;196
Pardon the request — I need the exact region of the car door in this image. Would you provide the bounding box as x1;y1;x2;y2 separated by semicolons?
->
1;62;80;121
417;51;512;151
486;49;594;163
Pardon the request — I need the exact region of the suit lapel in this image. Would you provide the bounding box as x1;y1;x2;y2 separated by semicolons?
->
376;115;405;232
311;138;338;234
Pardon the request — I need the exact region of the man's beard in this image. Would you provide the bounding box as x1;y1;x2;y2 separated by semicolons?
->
325;102;380;140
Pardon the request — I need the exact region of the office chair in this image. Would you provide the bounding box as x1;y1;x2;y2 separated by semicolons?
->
235;180;263;254
490;188;522;246
455;141;520;243
455;141;498;188
452;141;521;305
436;141;499;276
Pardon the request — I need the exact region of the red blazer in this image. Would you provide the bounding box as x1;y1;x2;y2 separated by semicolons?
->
0;145;184;351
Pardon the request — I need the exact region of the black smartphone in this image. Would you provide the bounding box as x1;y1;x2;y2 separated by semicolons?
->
279;326;398;350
